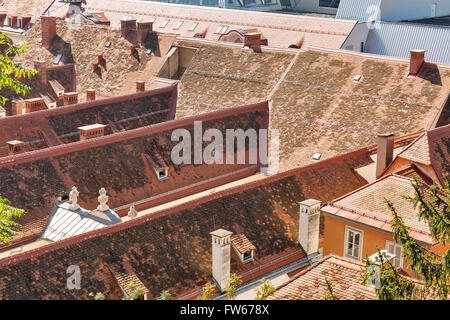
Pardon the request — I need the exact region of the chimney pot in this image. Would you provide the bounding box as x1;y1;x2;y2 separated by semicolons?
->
244;32;262;52
63;92;78;106
299;199;321;256
78;123;106;141
376;133;394;179
210;229;233;292
136;80;145;92
7;140;24;156
86;89;96;102
33;59;47;83
120;17;136;38
409;50;426;76
69;186;80;211
137;21;153;45
40;15;57;48
96;187;110;212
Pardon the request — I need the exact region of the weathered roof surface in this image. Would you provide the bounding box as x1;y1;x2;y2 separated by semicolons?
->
363;22;450;65
107;261;149;298
336;0;382;22
324;174;435;244
270;254;376;300
176;43;450;171
0;145;370;299
396;124;450;186
0;102;268;251
0;85;177;157
15;18;176;100
83;0;356;49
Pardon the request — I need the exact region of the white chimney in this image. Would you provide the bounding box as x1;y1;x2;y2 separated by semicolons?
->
68;186;80;211
96;187;110;212
299;199;321;255
210;229;233;292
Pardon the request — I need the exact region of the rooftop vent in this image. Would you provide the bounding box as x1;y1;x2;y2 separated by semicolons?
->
352;74;361;82
312;153;322;160
7;140;24;156
105;41;111;48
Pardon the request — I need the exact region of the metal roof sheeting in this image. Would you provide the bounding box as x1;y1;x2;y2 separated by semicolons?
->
364;22;450;65
336;0;382;21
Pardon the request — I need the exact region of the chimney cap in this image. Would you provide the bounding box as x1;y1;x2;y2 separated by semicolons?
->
410;49;426;53
377;133;394;138
6;140;24;146
299;199;321;206
210;229;233;238
77;123;106;131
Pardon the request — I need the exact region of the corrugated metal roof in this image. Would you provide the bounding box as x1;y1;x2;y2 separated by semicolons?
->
336;0;382;22
364;22;450;65
41;202;122;242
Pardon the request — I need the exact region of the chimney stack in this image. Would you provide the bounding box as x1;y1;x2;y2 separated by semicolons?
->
120;17;136;38
78;123;106;141
244;32;262;52
41;15;57;48
210;229;233;292
86;89;96;102
137;21;153;45
376;133;394;179
25;97;46;113
63;92;78;106
299;199;321;256
33;59;47;83
11;100;25;115
409;50;426;76
136;80;145;92
7;140;24;156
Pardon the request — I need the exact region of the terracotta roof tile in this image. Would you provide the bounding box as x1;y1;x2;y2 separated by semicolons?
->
270;255;376;300
231;234;256;254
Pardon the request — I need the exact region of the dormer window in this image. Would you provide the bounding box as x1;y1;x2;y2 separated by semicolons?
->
158;169;168;180
230;234;256;264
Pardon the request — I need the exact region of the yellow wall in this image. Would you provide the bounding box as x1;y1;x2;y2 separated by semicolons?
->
323;215;419;278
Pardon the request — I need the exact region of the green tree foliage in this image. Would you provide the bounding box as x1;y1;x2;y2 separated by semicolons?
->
89;292;106;300
123;281;144;300
323;279;339;300
254;278;275;300
0;194;25;245
225;273;242;300
196;282;216;300
0;33;37;107
157;290;172;300
363;176;449;300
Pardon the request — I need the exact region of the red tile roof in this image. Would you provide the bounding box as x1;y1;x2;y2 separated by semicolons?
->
270;255;376;300
0;101;268;251
395;124;450;186
0;142;371;299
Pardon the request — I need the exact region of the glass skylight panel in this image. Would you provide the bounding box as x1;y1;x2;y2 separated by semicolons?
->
174;21;183;30
161;20;169;28
189;22;198;31
214;25;223;34
219;26;228;34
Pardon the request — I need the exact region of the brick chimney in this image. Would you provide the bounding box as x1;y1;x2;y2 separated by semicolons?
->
299;199;321;256
137;21;153;45
244;32;262;52
7;140;24;156
63;92;78;106
12;100;25;115
78;123;106;141
86;89;96;102
130;45;136;56
120;17;136;38
25;97;46;113
33;59;47;83
136;80;145;92
97;54;103;64
376;133;394;179
41;15;57;48
409;50;426;76
210;229;233;292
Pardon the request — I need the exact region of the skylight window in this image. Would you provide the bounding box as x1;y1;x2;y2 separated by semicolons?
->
189;22;198;31
173;21;183;30
353;74;362;82
161;20;169;28
214;26;223;34
219;26;228;34
312;153;322;160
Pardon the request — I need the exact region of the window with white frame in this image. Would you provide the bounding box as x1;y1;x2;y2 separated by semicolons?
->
386;240;403;268
344;226;363;260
